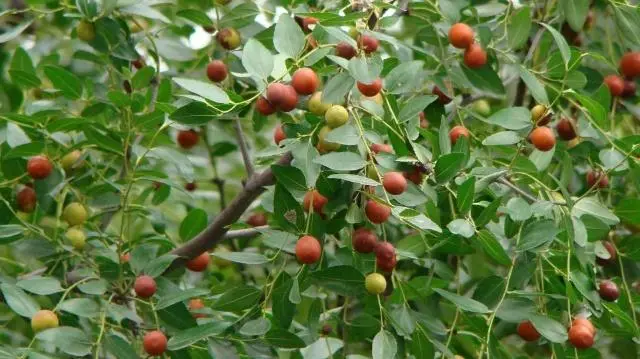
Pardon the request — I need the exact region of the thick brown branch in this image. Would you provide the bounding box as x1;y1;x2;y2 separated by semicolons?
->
169;153;292;266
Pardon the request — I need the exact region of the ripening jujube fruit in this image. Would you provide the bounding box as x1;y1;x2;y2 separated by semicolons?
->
132;57;145;69
134;275;157;298
449;125;470;145
206;60;228;82
65;227;86;250
404;167;423;185
433;86;452;104
530;104;547;124
586;170;608;189
143;330;168;356
16;186;36;213
247;212;267;227
318;126;341;152
185;182;197;192
216;27;241;50
76;20;95;42
177;129;199;149
295;235;321;264
572;318;596;337
365;273;386;294
27;155;53;179
308;92;332;115
448;23;474;49
529;126;555;151
556;118;577;140
266;83;298;112
303;189;328;213
620;51;640;78
370;143;392;154
463;43;487;68
186;252;210;272
382;172;407;195
325;105;349;128
568;324;595;349
256;96;276;116
291;68;319;95
31;310;59;333
419;112;429;128
365;200;391;224
336;41;357;59
61;150;83;171
599;280;620;301
604;75;625;97
359;35;379;54
63;202;87;226
375;241;397;272
517;320;540;341
622;79;636;98
357;78;382;97
596;241;617;266
352;227;378;253
273;124;286;145
189;298;206;318
301;17;318;33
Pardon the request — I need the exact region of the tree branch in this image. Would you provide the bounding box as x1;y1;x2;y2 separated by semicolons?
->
233;118;254;178
169;153;293;266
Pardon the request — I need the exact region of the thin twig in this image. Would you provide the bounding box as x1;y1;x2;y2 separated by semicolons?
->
233;118;254;178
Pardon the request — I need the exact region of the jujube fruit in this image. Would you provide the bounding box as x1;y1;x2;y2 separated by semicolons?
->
365;200;391;224
143;330;167;356
77;20;95;42
620;51;640;78
336;42;357;59
556;118;577;140
530;104;547;124
186;252;210;272
61;150;83;171
404;167;423;185
586;170;608;189
132;57;145;69
604;75;624;97
529;126;555;151
266;83;298;112
318;126;340;152
568;324;594;349
622;79;636;98
359;35;379;54
599;280;620;301
383;172;407;195
302;17;318;33
419;112;429;128
185;182;197;191
303;189;328;213
449;126;470;145
188;298;206;318
177;129;199;149
17;186;36;213
216;27;241;50
325;105;349;128
295;235;321;264
308;92;332;115
433;86;452;104
365;273;386;294
352;227;378;253
370;143;392;154
27;155;53;179
63;202;87;226
65;227;86;250
596;241;617;266
31;310;59;332
134;275;157;298
571;318;596;337
206;60;228;82
471;99;491;116
375;242;397;272
274;124;286;145
247;212;267;227
463;43;487;68
357;78;382;97
517;320;540;341
291;68;319;95
448;23;474;49
256;96;276;116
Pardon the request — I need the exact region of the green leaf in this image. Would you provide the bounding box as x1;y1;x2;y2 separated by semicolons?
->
384;61;424;94
477;230;511;266
143;254;178;278
0;283;39;317
483;107;531;130
212;285;261;312
434;288;490;313
156;288;210;310
131;66;156;90
411;328;434;358
482;131;521;146
167;322;229;350
0;225;24;244
508;7;532;49
211;251;269;265
171;102;218;125
104;334;139;359
271;165;307;194
0;21;34;44
518;67;548;105
9;47;40;89
322;72;355;104
572;197;620;226
603;302;638;335
44;66;83;100
239;317;271;336
273;15;305;59
179;208;208;242
540;23;570;67
310;265;365;296
529;315;568;343
242;38;274;80
328;174;379;186
562;0;590;32
462;65;505;95
36;327;92;357
372;330;398;359
398;96;437;123
16;277;64;296
59;298;99;318
314;152;366;171
348;56;383;84
615;198;640;225
301;337;344;358
614;5;640;48
176;9;213;26
457;176;475;214
447;219;474;238
506;197;532;221
265;328;306;348
435;153;465;184
517;220;558;252
219;3;259;28
173;78;230;104
326;124;359;145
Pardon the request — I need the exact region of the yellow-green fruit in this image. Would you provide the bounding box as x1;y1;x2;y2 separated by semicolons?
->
129;19;148;33
365;163;379;180
77;20;96;42
63;202;87;226
212;246;232;268
216;28;241;50
348;27;359;39
567;137;580;149
31;310;59;333
65;227;86;250
61;150;83;171
530;104;547;123
471;99;491;116
318;126;341;151
365;273;386;294
325;105;349;128
308;92;332;115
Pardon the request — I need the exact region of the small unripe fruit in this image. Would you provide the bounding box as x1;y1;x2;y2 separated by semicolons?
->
27;155;53;179
189;298;206;318
365;200;391;224
325;105;349;128
17;186;36;213
31;310;59;333
383;172;407;195
274;124;286;145
568;324;594;349
531;104;547;124
433;86;452;104
177;129;199;149
308;92;332;115
352;227;378;253
571;318;596;337
247;213;267;227
301;17;318;33
134;275;157;298
318;126;341;152
63;202;87;226
370;143;392;154
599;280;620;301
185;182;197;191
517;321;540;341
604;75;624;97
620;52;640;78
291;68;319;95
586;170;608;189
295;235;321;264
216;27;241;50
256;96;276;116
61;150;83;171
359;35;379;54
529;126;555;151
206;60;228;82
186;252;210;272
449;126;470;145
556;118;577;140
448;23;474;49
336;42;357;59
303;189;328;213
76;20;95;42
65;227;86;250
143;330;168;356
622;79;636;98
357;79;382;97
463;43;487;68
365;273;386;294
471;99;491;116
596;241;617;266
